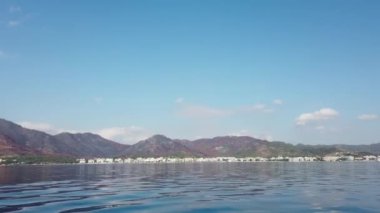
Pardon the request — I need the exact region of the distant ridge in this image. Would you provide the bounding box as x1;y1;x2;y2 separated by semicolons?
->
123;135;206;157
0;118;128;157
0;118;380;158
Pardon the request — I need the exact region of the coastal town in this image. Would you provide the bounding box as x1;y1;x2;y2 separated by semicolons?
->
76;155;380;164
2;154;380;165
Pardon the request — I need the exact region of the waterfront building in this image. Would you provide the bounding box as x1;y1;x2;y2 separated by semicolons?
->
323;156;340;162
363;156;377;161
289;157;305;162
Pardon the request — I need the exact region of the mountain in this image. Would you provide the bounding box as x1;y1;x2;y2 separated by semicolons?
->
181;136;271;157
0;134;42;155
334;143;380;155
0;118;72;155
122;135;346;158
294;144;341;156
0;118;128;157
181;136;338;158
1;118;380;158
123;135;205;157
54;133;128;157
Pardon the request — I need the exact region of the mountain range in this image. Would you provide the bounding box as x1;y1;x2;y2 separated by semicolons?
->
0;119;127;157
0;118;379;158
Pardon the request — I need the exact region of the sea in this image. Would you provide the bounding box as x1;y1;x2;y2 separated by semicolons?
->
0;162;380;212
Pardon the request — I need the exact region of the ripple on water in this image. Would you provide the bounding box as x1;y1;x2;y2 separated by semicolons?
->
0;163;380;212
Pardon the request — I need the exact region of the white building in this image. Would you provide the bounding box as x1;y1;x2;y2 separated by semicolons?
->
255;157;268;162
340;156;354;161
183;158;195;162
123;158;133;163
289;157;305;162
95;158;104;164
354;156;364;161
105;158;113;163
114;158;123;163
304;157;317;162
363;155;377;161
271;156;286;161
323;156;340;162
243;157;256;162
78;159;86;164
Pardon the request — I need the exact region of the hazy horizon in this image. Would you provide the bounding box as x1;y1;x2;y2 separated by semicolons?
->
1;1;379;145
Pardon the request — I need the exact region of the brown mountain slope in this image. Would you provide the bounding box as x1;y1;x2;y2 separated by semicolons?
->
0;118;128;157
54;132;128;157
182;136;274;157
123;135;205;157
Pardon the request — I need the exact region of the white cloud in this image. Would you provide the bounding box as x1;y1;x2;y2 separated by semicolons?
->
260;135;274;142
179;104;232;119
229;129;273;141
18;121;75;135
273;99;284;105
249;104;266;111
8;20;21;27
175;97;184;104
315;125;326;131
176;100;277;120
240;104;273;113
93;96;104;104
229;129;251;137
358;114;378;121
0;50;5;58
97;126;150;144
18;121;150;144
9;6;22;13
19;121;55;133
0;50;14;60
296;108;339;125
175;99;232;119
314;125;339;134
6;6;30;27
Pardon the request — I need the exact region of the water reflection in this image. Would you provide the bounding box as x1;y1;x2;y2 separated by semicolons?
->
0;162;380;212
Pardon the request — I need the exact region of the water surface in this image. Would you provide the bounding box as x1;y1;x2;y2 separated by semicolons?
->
1;162;380;212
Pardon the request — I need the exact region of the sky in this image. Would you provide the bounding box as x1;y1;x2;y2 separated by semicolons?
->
0;0;379;145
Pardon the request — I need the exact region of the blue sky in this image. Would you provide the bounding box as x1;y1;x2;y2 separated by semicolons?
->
0;0;379;144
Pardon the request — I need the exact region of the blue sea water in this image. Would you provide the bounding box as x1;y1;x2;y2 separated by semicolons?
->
0;162;380;212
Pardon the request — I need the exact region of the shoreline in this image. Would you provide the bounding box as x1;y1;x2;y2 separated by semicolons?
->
1;160;380;167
